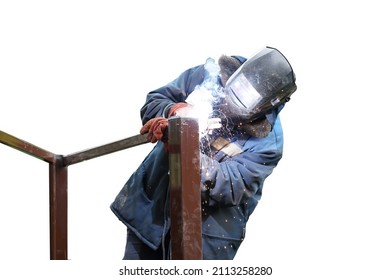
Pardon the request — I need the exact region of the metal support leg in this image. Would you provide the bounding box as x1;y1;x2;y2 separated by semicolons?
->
168;117;202;260
49;157;68;260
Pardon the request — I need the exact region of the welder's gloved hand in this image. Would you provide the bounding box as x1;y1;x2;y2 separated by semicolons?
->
140;117;169;143
168;102;195;118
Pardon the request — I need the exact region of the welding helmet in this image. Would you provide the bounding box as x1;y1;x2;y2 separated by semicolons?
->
220;46;297;123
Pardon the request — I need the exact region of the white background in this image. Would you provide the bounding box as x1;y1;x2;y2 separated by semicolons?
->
1;0;389;279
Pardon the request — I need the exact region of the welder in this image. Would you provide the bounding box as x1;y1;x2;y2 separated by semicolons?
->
111;46;297;260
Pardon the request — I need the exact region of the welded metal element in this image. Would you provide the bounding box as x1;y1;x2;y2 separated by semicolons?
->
2;126;203;260
1;130;150;259
168;117;202;260
0;130;67;259
63;133;149;166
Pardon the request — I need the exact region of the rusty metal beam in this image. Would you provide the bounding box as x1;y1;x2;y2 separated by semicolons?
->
168;117;202;260
63;133;149;166
49;157;68;260
0;130;56;163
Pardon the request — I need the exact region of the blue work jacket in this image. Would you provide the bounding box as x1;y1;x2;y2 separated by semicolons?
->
111;58;284;259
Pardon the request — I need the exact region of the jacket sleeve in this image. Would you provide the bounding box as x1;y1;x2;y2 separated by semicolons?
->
140;65;205;125
200;121;283;207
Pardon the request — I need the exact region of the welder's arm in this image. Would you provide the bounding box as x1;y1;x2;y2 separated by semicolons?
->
200;144;282;207
140;65;205;125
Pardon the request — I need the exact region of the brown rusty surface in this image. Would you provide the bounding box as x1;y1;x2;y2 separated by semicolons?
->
63;133;149;166
0;130;56;163
168;117;202;260
49;158;68;260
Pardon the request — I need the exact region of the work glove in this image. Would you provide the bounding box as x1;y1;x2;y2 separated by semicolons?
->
140;117;169;143
168;102;194;118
